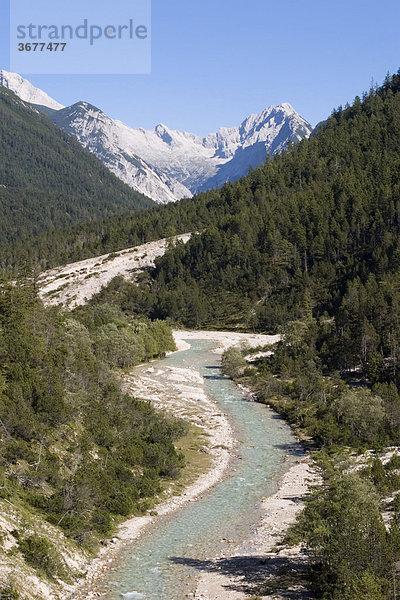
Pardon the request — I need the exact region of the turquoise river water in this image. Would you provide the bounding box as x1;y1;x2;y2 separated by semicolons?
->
102;339;296;600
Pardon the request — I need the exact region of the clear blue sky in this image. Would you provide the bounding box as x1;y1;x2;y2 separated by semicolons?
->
1;0;399;135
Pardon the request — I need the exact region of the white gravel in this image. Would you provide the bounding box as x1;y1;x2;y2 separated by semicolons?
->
39;234;192;309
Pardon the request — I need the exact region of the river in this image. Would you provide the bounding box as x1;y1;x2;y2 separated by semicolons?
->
98;338;297;600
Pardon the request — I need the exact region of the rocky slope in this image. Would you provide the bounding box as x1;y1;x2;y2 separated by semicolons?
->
38;233;192;308
0;69;64;110
40;101;312;204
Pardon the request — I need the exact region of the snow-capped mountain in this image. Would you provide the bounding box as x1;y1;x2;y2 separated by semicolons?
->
40;102;312;203
39;102;192;204
0;71;312;203
0;70;64;110
105;103;312;194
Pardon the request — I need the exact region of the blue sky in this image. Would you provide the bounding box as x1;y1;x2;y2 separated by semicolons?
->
1;0;399;135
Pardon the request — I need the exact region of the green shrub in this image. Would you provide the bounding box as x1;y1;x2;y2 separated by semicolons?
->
221;348;246;378
0;282;185;547
19;535;67;580
91;508;112;535
0;585;20;599
385;454;400;471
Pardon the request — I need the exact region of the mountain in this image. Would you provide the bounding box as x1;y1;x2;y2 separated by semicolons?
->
139;73;400;330
0;86;153;266
96;103;312;195
38;101;192;205
195;103;312;191
0;69;64;110
0;71;312;204
62;71;400;335
40;101;312;204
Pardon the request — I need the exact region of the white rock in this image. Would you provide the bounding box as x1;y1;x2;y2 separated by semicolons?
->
0;69;64;110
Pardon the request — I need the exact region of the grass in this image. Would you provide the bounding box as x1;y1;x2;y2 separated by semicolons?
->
164;423;213;497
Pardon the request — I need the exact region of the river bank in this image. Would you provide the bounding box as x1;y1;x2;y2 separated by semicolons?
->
172;330;280;355
70;331;315;600
193;453;317;600
72;374;234;598
71;331;275;599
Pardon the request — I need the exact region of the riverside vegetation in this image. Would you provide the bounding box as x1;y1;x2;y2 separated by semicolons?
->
0;278;185;598
221;322;400;600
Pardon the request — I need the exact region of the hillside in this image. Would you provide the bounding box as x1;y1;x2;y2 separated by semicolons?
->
0;87;153;265
38;101;311;204
37;101;193;205
138;73;400;332
13;72;400;311
0;279;183;599
38;233;192;309
73;71;400;370
0;71;312;204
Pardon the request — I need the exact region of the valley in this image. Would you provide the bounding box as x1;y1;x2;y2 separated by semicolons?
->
72;334;310;600
1;65;400;600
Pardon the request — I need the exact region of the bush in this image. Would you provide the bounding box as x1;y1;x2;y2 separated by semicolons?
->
221;347;247;378
19;535;67;580
91;508;112;535
0;585;19;599
385;454;400;471
0;283;185;547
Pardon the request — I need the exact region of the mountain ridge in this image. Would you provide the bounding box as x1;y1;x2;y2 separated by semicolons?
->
0;71;312;204
42;99;312;203
0;86;153;265
0;69;64;110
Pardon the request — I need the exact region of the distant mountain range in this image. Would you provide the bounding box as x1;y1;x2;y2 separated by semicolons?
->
0;70;313;204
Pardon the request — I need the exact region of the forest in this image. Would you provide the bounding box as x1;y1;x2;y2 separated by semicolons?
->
76;71;400;383
0;87;153;264
221;317;400;599
0;278;184;564
5;71;399;310
83;70;400;599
